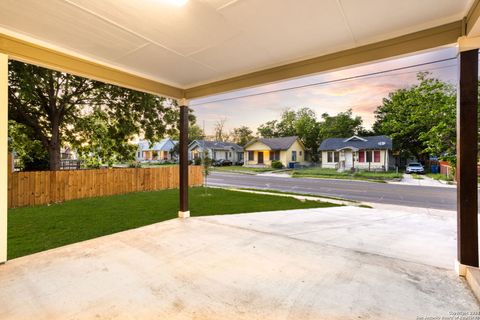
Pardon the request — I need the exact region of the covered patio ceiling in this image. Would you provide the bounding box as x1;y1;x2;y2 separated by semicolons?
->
0;0;479;99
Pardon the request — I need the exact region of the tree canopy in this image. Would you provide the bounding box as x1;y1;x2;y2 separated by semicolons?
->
8;61;190;170
317;109;364;142
373;72;456;159
231;126;254;146
257;107;364;161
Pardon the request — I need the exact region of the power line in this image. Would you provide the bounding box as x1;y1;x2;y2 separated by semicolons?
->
190;56;457;107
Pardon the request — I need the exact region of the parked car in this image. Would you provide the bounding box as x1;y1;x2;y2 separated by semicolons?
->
235;160;244;166
213;159;232;166
406;162;425;174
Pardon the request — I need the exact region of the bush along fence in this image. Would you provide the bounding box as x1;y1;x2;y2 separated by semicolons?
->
8;166;203;208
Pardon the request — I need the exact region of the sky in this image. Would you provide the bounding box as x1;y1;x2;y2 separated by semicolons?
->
190;45;459;136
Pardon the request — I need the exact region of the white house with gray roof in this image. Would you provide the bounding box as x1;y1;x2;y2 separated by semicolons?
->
319;135;394;171
136;138;178;162
188;140;243;163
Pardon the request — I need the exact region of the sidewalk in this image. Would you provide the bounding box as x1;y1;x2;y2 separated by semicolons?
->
389;173;455;188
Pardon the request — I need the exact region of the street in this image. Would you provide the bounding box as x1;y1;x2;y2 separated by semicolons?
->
208;172;459;210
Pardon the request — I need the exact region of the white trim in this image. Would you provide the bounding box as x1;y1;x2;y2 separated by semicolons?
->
455;259;468;277
336;146;359;152
458;36;480;53
178;98;189;106
0;53;7;264
178;211;190;218
343;135;367;142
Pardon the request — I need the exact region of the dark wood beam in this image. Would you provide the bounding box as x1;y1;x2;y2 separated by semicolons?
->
457;48;479;268
179;104;189;217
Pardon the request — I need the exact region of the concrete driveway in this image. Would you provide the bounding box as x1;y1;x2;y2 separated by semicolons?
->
0;205;478;319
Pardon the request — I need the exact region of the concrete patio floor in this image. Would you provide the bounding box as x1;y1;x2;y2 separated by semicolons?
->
0;205;478;319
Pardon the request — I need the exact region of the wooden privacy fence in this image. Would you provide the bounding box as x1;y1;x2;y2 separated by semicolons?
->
8;166;203;208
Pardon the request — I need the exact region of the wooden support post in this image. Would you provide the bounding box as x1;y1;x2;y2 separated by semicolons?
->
0;54;7;264
178;100;189;218
456;48;479;273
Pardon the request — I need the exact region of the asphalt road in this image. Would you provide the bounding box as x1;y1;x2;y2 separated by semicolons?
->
208;172;459;210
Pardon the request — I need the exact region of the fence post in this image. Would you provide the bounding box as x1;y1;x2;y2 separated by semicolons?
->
0;54;8;264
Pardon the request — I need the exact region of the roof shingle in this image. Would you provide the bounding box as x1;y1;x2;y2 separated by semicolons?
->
319;135;392;151
246;136;299;150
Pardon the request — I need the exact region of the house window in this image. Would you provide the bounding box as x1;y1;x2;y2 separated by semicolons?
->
292;151;297;161
248;151;254;161
269;151;280;161
359;150;365;163
366;150;372;162
327;151;340;163
299;151;302;156
374;150;381;162
137;152;141;158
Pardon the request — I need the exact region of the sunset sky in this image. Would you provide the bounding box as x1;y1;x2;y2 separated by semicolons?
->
190;45;459;136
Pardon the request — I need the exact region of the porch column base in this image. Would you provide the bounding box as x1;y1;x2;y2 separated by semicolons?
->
178;211;190;219
455;259;468;277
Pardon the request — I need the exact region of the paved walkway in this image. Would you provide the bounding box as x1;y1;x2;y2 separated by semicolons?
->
0;206;477;319
389;173;455;188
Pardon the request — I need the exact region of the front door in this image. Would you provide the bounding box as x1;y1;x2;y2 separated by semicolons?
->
345;150;353;168
258;151;264;164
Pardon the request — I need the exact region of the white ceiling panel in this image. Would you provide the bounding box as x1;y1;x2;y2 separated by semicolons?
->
0;0;147;61
66;0;240;57
0;0;473;88
216;0;355;65
116;44;217;86
190;33;273;81
197;0;240;10
340;0;471;45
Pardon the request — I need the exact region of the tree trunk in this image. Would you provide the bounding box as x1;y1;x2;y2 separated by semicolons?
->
48;119;61;171
48;144;60;171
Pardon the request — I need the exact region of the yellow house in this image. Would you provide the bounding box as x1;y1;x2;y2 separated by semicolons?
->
243;136;307;168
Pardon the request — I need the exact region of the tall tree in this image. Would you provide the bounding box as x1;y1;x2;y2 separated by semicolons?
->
258;108;321;161
8;61;184;170
294;108;321;161
257;120;279;138
231;126;254;146
276;109;298;136
317;109;364;143
373;72;456;159
171;123;204;142
213;118;229;141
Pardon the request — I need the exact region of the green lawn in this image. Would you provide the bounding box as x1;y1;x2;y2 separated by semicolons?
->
8;187;338;259
212;165;279;174
426;173;453;181
292;167;402;182
235;187;353;202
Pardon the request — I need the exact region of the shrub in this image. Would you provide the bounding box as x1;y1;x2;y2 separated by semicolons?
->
271;160;283;169
194;157;202;165
128;161;141;168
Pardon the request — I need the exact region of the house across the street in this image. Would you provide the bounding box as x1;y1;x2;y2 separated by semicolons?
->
319;135;394;171
136;138;178;162
243;136;307;168
188;140;243;163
